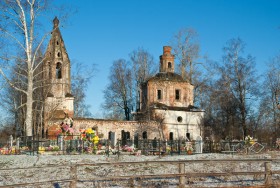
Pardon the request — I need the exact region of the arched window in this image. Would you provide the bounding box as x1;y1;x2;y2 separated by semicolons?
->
169;132;174;140
121;130;130;145
157;90;162;100
56;41;59;45
57;52;60;57
186;133;190;141
56;62;62;79
168;62;172;69
175;89;180;100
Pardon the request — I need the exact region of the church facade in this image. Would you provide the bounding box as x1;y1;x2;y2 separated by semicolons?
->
44;18;204;143
136;46;204;140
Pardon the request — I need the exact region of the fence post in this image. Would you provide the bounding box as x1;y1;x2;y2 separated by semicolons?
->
70;165;77;188
129;178;135;187
179;163;185;188
117;139;120;159
264;161;272;186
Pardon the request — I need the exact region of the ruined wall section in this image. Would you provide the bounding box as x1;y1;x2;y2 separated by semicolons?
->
47;118;163;141
74;118;160;139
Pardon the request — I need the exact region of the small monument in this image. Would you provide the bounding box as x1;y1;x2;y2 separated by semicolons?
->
195;136;203;153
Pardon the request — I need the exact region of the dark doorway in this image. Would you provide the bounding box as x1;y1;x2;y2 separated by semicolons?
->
169;132;174;140
142;131;147;139
134;133;139;148
186;133;190;141
121;130;130;146
108;131;115;146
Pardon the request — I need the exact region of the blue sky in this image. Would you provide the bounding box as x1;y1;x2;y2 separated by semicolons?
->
52;0;280;117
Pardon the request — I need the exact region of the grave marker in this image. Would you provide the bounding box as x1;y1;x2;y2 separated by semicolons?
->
195;136;203;153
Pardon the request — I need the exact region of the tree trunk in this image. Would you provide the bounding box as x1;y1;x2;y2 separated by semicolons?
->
25;73;33;137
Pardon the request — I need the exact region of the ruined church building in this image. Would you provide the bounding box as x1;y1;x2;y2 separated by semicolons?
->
43;18;204;144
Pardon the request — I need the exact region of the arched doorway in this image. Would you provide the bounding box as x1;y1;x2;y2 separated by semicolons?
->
142;131;147;139
121;130;130;146
108;131;115;146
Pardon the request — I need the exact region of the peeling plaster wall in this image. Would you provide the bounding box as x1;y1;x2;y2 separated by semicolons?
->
154;109;204;140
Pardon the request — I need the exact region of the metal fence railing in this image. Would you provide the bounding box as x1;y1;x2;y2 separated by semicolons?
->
0;135;277;156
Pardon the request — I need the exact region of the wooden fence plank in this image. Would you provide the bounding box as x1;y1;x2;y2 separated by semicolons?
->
179;163;185;188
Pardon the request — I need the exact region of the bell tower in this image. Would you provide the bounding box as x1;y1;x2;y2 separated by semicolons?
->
159;46;175;73
43;17;74;121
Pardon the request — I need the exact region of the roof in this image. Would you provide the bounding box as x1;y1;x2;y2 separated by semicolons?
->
151;102;204;112
147;72;187;82
65;93;74;97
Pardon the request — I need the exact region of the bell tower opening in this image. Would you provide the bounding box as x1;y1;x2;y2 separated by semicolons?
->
168;62;172;69
56;62;62;79
159;46;175;73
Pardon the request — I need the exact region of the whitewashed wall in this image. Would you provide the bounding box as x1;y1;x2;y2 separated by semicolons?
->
155;109;204;140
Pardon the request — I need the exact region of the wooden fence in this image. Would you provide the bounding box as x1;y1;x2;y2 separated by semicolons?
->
0;159;279;187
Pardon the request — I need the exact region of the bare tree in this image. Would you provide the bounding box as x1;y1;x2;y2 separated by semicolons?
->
266;56;280;110
0;1;73;138
71;61;95;118
221;38;259;139
129;48;155;111
0;1;53;137
260;56;280;141
172;28;200;83
103;59;133;120
212;70;240;139
172;28;214;106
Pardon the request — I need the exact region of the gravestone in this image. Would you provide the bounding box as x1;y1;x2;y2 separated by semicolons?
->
225;142;231;151
195;136;203;153
9;135;13;148
57;135;64;150
16;138;20;150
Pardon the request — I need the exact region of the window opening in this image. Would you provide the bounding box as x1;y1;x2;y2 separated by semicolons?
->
168;62;172;69
109;131;112;140
56;62;62;79
175;89;180;100
57;52;60;57
186;133;190;141
169;132;174;140
142;131;147;139
177;116;183;122
157;90;162;100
